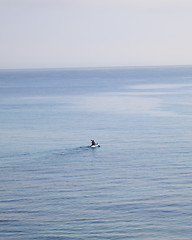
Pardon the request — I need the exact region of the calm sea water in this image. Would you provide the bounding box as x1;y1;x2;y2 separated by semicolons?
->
0;66;192;239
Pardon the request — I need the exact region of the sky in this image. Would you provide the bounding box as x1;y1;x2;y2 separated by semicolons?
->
0;0;192;69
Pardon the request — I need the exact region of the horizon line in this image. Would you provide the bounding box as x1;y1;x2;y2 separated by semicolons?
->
0;63;192;71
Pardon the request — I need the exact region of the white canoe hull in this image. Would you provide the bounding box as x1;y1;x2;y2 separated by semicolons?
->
90;144;100;148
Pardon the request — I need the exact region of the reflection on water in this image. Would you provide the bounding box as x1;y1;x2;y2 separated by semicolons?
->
70;82;192;117
2;82;192;118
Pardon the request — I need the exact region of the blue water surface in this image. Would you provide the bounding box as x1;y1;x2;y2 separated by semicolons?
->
0;66;192;239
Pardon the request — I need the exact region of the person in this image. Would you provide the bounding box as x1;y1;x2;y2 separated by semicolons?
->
91;140;96;145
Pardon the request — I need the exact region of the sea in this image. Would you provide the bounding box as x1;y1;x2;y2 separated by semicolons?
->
0;66;192;240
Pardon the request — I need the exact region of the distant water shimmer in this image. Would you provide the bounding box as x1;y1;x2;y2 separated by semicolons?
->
0;66;192;239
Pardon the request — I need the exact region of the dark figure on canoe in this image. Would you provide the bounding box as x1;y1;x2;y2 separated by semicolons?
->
91;140;96;145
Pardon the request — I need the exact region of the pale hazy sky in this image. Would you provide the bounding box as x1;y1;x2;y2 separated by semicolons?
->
0;0;192;69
